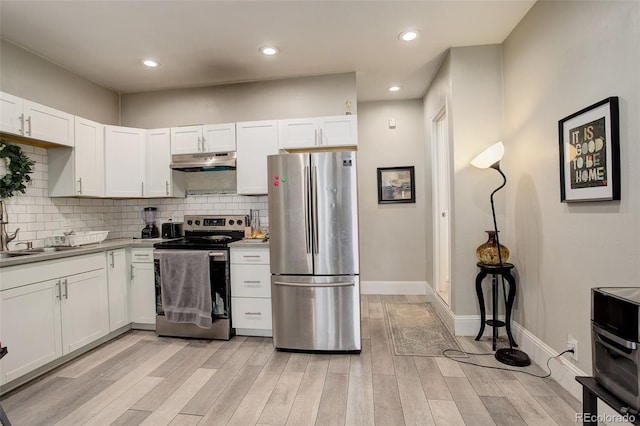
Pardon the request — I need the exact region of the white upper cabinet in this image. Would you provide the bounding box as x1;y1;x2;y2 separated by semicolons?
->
104;125;146;197
236;120;279;195
279;115;357;150
171;123;236;155
49;116;105;197
0;91;74;147
145;128;185;198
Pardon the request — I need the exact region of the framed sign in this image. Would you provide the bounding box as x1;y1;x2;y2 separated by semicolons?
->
377;166;415;204
559;97;620;202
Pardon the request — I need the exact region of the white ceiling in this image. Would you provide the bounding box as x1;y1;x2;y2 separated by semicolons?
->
0;1;535;102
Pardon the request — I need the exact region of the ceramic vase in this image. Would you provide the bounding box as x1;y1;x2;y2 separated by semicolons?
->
476;230;509;265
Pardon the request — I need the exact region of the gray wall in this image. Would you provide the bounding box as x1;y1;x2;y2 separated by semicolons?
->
0;38;120;124
120;73;357;128
502;0;640;373
357;100;428;285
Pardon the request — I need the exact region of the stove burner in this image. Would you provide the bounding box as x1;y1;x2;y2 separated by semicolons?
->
201;235;232;242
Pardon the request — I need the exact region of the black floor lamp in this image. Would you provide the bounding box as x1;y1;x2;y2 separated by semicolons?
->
471;141;531;367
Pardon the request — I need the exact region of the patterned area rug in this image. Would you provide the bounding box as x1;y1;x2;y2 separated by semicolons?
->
384;303;465;357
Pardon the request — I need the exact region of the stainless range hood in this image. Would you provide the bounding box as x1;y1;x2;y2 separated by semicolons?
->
170;152;236;172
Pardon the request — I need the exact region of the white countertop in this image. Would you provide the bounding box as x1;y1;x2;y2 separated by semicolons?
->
229;239;270;248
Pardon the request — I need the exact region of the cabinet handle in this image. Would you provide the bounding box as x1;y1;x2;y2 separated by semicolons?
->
243;255;260;258
19;113;25;135
202;137;207;152
141;182;144;196
198;137;202;152
77;178;83;195
243;280;261;284
165;181;169;195
314;129;318;146
110;251;115;268
318;128;323;145
63;279;68;299
130;264;135;280
26;116;32;136
56;280;62;300
244;312;262;316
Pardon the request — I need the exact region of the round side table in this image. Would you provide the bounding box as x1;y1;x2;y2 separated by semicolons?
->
474;262;518;350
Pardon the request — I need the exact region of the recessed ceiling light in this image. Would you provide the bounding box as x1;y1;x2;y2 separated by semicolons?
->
260;46;279;56
399;31;420;42
142;59;160;68
388;85;402;92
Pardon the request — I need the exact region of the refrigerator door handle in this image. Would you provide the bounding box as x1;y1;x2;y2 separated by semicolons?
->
311;165;319;254
273;281;354;288
304;165;311;254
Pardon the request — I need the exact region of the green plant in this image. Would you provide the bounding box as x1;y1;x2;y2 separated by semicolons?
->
0;140;36;199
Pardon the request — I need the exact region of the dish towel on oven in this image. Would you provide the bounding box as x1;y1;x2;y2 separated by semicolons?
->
159;251;212;328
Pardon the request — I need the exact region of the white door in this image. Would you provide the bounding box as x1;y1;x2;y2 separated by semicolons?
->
278;118;318;149
130;262;156;326
171;125;203;154
236;120;279;195
0;91;24;136
104;125;146;197
433;103;452;306
319;115;358;147
23;100;74;147
146;128;172;197
74;116;104;196
203;123;236;152
0;280;63;385
60;268;109;354
107;249;130;331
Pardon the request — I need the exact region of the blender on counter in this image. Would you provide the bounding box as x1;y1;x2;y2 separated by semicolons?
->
141;207;160;238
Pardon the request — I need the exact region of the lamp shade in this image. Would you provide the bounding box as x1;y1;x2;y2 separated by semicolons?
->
471;141;504;169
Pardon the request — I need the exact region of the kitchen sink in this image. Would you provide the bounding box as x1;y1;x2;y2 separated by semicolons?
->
0;246;81;258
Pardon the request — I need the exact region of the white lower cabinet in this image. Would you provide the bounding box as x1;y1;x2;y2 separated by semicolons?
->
0;254;108;386
230;246;272;336
107;249;130;331
129;248;156;328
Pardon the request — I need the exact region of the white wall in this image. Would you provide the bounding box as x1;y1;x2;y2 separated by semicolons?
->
121;73;357;128
0;38;119;124
357;100;428;291
502;0;640;374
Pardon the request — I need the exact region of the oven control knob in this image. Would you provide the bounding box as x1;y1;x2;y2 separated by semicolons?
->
195;220;200;226
187;220;193;225
229;220;235;225
237;219;243;226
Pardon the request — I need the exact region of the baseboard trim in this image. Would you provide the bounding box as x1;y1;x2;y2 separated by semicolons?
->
361;281;428;295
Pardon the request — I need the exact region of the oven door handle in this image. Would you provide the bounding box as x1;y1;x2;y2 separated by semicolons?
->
592;323;637;350
154;250;227;260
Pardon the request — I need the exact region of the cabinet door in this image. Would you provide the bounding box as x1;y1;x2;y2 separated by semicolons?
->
236;120;279;195
23;100;75;147
107;249;129;331
230;264;271;298
104;125;146;197
60;268;109;354
318;115;358;147
278;118;319;149
231;297;272;330
146;128;172;197
130;262;156;326
202;123;236;152
0;280;63;385
0;91;24;136
74;116;104;196
171;125;203;154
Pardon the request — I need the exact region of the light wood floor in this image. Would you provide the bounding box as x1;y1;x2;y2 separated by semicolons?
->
1;295;582;425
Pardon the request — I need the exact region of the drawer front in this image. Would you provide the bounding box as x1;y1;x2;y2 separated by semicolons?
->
232;297;272;330
231;248;269;265
130;248;153;263
231;264;271;298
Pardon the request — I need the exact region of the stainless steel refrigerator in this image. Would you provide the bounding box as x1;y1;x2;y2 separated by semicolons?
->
268;151;360;352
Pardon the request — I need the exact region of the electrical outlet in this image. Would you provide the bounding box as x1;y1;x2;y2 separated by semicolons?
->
567;335;578;361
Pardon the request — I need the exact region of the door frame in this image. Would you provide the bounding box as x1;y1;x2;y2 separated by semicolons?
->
431;100;452;307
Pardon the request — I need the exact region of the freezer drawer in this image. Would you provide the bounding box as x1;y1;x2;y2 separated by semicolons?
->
271;275;361;352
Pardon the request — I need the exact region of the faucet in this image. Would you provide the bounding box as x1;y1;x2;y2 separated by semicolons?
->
0;225;19;252
14;241;33;250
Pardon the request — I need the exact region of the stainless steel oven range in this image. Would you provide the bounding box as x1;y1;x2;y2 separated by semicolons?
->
153;214;246;340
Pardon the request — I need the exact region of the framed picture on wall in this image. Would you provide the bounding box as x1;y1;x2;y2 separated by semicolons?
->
377;166;415;204
558;96;620;202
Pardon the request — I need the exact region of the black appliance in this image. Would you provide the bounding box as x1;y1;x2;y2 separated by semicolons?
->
153;214;246;340
592;287;640;410
141;207;160;239
161;222;183;239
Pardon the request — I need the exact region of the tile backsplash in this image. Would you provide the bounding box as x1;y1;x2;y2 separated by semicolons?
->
2;143;268;249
